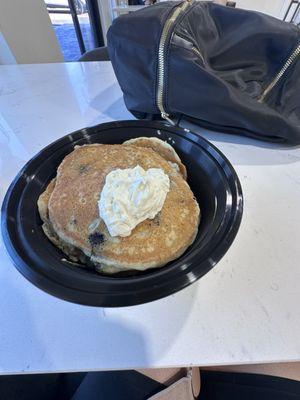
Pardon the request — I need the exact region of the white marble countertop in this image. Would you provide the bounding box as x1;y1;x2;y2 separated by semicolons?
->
0;62;300;375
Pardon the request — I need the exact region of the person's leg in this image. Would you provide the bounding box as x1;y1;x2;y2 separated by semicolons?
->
0;374;62;400
203;362;300;381
71;370;165;400
200;370;300;400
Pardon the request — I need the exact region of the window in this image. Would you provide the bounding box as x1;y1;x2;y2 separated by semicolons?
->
45;0;104;61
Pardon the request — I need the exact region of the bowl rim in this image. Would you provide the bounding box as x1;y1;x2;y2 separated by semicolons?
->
1;120;243;307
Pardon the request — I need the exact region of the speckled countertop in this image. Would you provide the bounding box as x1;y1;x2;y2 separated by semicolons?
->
0;62;299;374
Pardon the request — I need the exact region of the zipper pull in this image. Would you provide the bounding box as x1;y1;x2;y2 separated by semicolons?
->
161;112;176;126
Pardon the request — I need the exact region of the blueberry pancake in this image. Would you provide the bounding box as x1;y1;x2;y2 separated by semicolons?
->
123;137;187;179
38;143;200;274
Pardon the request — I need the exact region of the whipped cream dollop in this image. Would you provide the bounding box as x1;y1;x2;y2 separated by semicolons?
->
98;165;170;237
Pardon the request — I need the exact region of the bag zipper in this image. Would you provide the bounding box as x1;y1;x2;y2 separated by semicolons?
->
157;0;193;124
174;32;205;64
191;46;205;64
258;42;300;102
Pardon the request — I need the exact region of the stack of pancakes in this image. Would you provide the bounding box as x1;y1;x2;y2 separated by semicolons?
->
38;137;200;274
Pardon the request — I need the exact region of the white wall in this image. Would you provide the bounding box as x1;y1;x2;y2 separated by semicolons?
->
159;0;286;17
98;0;113;44
98;0;290;45
230;0;287;18
0;33;17;65
0;0;63;64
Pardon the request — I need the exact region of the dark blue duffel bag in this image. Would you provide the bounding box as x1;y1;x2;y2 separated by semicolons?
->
108;1;300;143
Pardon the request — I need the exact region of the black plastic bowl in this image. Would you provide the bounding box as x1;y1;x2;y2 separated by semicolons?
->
1;120;243;307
